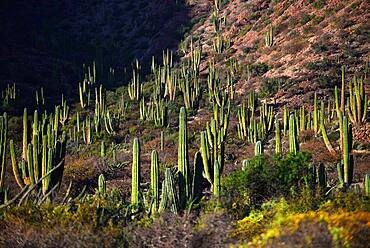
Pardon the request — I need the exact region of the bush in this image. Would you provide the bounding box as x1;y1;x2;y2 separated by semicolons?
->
222;153;312;217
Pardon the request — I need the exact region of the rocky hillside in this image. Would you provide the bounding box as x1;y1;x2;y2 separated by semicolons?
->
183;0;369;106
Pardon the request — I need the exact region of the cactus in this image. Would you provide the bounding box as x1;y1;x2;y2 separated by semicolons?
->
10;108;67;199
22;108;28;161
335;86;344;151
283;106;289;136
0;113;8;192
178;107;189;208
320;102;336;156
318;163;327;189
192;151;203;202
213;159;221;198
98;174;106;195
337;161;344;187
78;83;86;108
150;150;159;211
347;76;368;125
275;118;281;154
242;159;250;171
365;174;370;196
265;24;273;47
289;114;299;154
165;168;179;214
200;131;212;184
101;141;105;158
128;60;142;101
131;138;140;209
342;116;353;186
255;140;263;156
313;92;318;135
160;131;164;151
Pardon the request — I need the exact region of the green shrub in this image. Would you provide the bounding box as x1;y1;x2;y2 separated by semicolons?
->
222;152;312;217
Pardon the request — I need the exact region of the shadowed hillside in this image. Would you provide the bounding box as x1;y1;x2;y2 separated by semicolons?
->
0;1;369;247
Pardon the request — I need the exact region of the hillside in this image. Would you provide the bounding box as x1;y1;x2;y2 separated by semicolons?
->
0;0;369;247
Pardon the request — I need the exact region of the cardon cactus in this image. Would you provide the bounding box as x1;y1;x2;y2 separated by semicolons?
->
192;151;204;202
289;114;299;154
150;150;159;211
213;159;221;198
342;116;353;186
275;118;281;154
0;113;8;192
131;138;140;208
159;168;179;214
10;109;67;198
178;107;189;208
365;174;370;196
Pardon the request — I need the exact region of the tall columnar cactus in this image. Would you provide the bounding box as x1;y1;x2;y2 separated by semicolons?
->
341;65;345;114
275;118;281;154
365;174;370;196
200;131;212;183
131;138;140;208
98;174;106;195
318;163;327;189
213;159;221;198
192;151;204;202
164;168;179;214
347;76;368;125
10;109;67;197
335;86;344;151
100;141;105;158
0;113;8;192
320;102;336;156
150;150;159;211
283;106;289;136
160;131;164;151
22;108;28;161
289;114;299;154
128;60;142;101
342;116;353;186
178;107;189;208
313;92;318;135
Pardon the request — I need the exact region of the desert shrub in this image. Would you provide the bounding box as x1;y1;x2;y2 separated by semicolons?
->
273;152;311;194
249;211;370;248
222;156;277;217
259;77;292;98
222;153;312;217
312;42;328;53
250;63;272;77
300;14;313;25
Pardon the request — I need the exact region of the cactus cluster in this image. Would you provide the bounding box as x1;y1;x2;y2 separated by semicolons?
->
10;108;67;198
